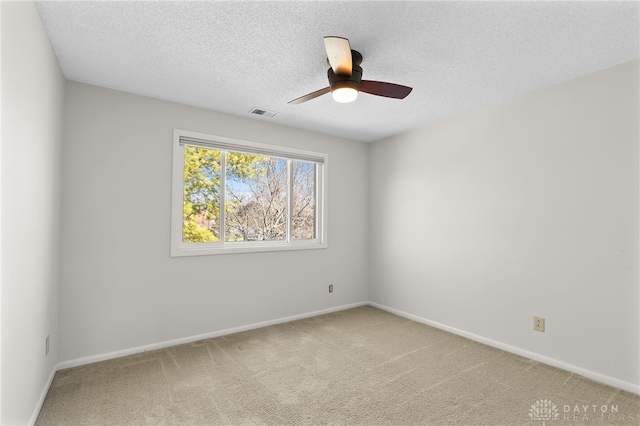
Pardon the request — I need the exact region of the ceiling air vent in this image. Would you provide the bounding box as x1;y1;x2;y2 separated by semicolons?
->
249;108;278;118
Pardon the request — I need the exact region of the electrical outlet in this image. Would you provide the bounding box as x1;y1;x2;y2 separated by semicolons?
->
45;335;50;356
329;285;333;293
533;316;545;332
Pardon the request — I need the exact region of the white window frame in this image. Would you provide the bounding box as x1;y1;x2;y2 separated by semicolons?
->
171;129;328;256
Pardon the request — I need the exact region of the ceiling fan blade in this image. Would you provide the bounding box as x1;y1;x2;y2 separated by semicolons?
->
324;36;352;76
360;80;413;99
288;87;330;105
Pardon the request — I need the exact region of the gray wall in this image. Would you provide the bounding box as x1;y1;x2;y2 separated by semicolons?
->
369;60;640;389
1;2;65;424
59;82;370;363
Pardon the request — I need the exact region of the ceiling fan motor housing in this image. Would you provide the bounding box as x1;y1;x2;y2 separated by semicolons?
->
328;63;363;91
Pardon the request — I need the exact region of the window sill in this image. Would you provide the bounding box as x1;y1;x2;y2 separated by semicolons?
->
170;241;327;257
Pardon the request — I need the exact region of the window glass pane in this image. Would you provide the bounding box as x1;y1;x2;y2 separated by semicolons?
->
291;161;316;240
182;146;221;242
225;153;287;241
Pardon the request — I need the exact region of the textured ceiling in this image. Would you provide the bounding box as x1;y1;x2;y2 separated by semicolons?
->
36;1;639;143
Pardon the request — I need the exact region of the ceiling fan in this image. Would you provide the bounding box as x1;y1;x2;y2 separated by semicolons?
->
288;36;413;105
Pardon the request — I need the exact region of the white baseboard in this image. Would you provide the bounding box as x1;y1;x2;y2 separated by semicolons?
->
28;365;57;425
368;301;640;396
56;301;367;371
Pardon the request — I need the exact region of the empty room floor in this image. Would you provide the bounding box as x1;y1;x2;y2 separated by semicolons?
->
36;306;640;425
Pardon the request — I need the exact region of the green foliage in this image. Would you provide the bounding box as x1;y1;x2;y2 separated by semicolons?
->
182;219;217;243
182;146;220;242
182;146;266;243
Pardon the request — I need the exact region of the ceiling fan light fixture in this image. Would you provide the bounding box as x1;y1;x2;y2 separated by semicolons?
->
330;80;359;103
331;86;359;103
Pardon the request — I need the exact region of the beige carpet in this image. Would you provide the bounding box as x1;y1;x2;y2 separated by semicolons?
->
36;306;639;425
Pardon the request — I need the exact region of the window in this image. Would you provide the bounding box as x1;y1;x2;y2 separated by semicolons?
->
171;129;327;256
